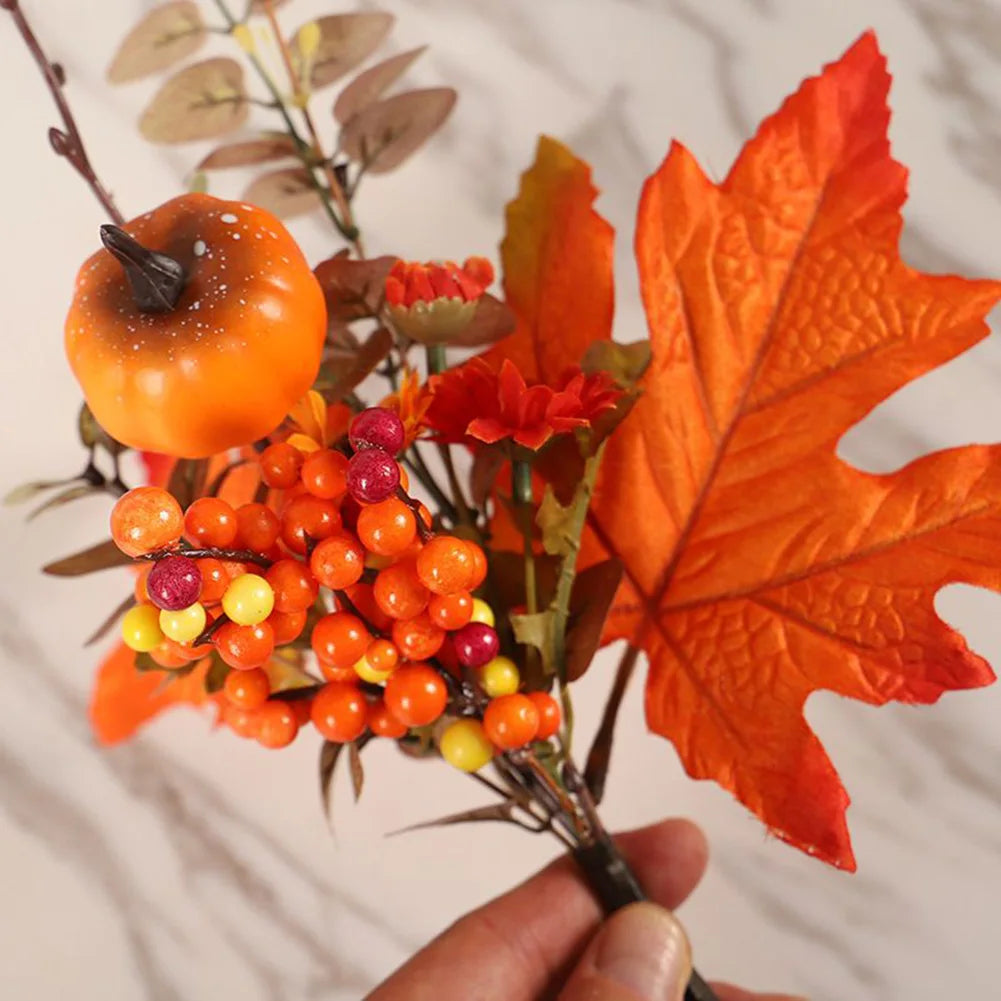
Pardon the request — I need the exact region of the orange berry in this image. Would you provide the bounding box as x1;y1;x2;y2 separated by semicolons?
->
280;494;341;555
365;638;400;674
134;564;151;602
235;503;280;552
301;448;351;501
214;620;275;669
319;662;358;682
257;701;299;748
268;608;307;645
311;682;367;742
110;486;183;557
483;694;540;750
368;698;407;738
527;692;561;740
416;535;474;595
428;590;474;631
384;663;447;727
392;613;445;661
259;442;304;489
184;496;238;548
265;559;319;613
224;667;270;709
397;464;410;491
465;540;488;590
311;612;370;668
148;641;190;668
344;582;394;633
223;704;261;739
310;533;365;589
290;697;314;727
373;560;429;619
198;558;229;603
356;497;417;556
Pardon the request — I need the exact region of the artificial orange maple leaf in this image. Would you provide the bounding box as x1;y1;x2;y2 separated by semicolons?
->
583;32;1001;870
481;134;614;382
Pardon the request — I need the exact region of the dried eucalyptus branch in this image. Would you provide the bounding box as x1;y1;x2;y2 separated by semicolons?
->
3;0;125;223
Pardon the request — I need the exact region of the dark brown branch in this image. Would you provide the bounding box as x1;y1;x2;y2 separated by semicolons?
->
3;0;125;224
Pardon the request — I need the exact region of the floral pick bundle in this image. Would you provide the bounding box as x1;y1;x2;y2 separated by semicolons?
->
8;1;1001;997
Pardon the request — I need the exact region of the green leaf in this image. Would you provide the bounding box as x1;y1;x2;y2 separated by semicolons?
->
319;733;372;823
139;58;249;144
334;46;426;123
5;478;75;505
107;1;207;84
511;610;556;675
388;801;520;837
43;539;131;577
565;560;623;681
347;740;365;801
28;484;103;521
536;485;576;557
340;88;457;174
582;339;652;385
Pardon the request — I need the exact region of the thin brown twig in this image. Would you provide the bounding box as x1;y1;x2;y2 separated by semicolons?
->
3;0;124;223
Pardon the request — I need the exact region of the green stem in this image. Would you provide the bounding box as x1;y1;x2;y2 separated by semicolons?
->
404;445;457;523
513;459;539;635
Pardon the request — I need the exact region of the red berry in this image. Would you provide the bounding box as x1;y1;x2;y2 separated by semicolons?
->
259;442;303;489
311;682;367;742
223;704;261;739
384;663;447;727
349;407;405;455
214;620;275;670
266;559;318;613
527;692;561;740
483;694;540;749
198;558;229;604
465;541;488;590
224;667;270;710
301;449;350;501
368;698;407;738
184;497;238;548
257;701;299;748
365;638;399;674
311;612;370;669
110;486;183;557
235;503;280;552
347;448;400;504
452;622;500;669
309;533;365;590
147;555;202;611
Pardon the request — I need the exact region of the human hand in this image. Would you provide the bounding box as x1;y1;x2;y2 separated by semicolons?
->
366;819;805;1001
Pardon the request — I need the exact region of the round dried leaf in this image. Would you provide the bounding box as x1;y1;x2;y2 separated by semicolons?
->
333;46;426;123
198;134;300;170
107;1;206;84
139;58;249;144
340;87;457;174
289;13;394;90
243;167;321;219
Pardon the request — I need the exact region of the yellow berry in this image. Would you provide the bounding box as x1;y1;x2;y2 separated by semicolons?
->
440;718;494;773
222;573;274;626
159;603;207;644
469;598;495;627
353;654;395;685
121;603;164;652
480;656;520;697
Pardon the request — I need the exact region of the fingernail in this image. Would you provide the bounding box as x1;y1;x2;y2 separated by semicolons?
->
593;902;692;1000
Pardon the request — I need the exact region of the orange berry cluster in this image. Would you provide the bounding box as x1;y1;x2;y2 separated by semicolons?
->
109;407;561;765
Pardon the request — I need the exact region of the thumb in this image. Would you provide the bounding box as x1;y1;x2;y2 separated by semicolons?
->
558;902;692;1001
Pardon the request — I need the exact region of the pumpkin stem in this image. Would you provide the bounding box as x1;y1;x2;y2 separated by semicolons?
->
99;224;186;314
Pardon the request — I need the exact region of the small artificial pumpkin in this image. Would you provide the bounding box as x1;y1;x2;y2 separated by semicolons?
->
65;193;326;458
